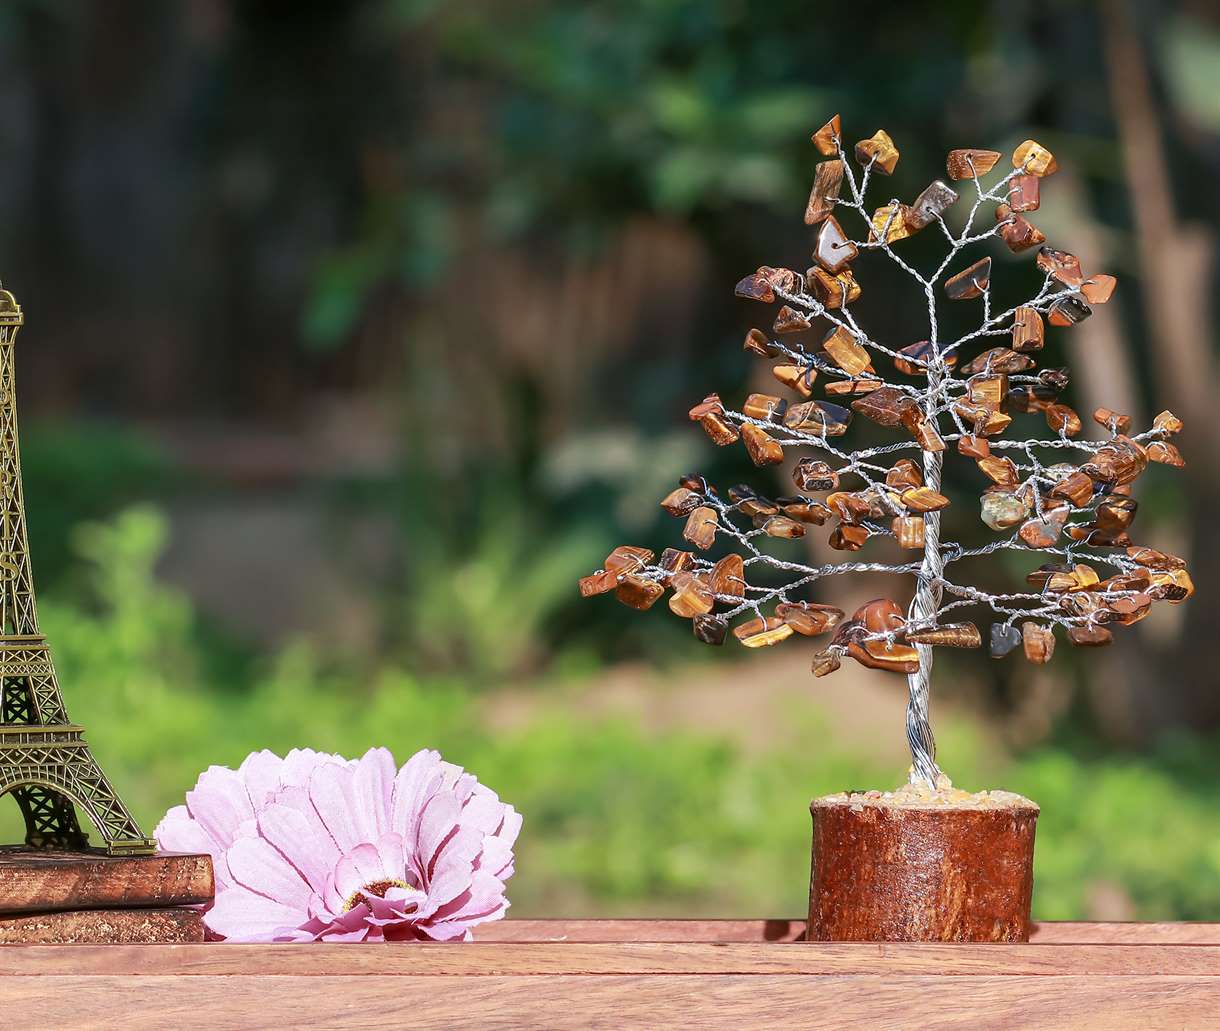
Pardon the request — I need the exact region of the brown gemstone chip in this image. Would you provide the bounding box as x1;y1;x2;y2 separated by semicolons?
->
946;148;1001;180
773;306;812;334
1048;296;1092;327
900;407;946;452
944;258;992;300
772;363;816;397
895;340;957;376
1153;410;1184;435
852;387;915;427
733;616;793;648
785;399;852;436
692;613;728;646
762;515;806;539
1036;248;1084;287
1148;568;1194;603
811;649;841;677
967;374;1008;407
829;524;868;551
1022;623;1055;664
886;459;923;490
615;574;664;611
824;376;883;396
906;623;982;648
777;496;831;524
1147;441;1185;467
793;458;839;492
698;412;740;446
1067;625;1112;647
977;455;1019;487
743;393;788;423
668;572;714;618
958;434;990;458
907;180;958;229
822;326;872;376
659;548;695;574
808;267;861;308
962;347;1034;376
805;159;846;225
743;328;779;358
730;485;777;518
826;491;874;525
811;114;841;156
855;130;899;174
709;554;746;599
814;215;858;272
735;273;774;302
605;545;654;573
1018;508;1068;548
996;204;1046;253
1127;545;1185;570
1080;275;1116;304
1045;404;1083;438
1082;435;1147;486
1007;175;1040;212
1093;408;1132;434
870;202;913;244
578;569;619;597
847;598;919;673
1013;139;1058;176
892;515;925;549
661;487;701;517
741;423;785;466
1011;307;1045;352
900;486;950;513
683;506;718;550
776;601;844;636
1048;470;1095;507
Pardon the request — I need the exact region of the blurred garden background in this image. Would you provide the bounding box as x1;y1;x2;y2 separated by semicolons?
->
0;0;1216;921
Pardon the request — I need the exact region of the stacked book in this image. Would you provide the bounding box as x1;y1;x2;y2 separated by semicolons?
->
0;848;213;943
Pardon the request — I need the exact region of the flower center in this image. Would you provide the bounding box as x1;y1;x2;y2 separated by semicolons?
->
343;878;411;913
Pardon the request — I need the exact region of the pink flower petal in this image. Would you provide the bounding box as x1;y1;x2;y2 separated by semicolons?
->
256;801;339;895
186;765;258;847
226;836;313;912
205;884;309;942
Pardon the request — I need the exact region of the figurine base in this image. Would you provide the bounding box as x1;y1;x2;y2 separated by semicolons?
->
807;785;1038;942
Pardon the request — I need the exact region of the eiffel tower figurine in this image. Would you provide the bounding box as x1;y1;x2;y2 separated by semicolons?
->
0;288;155;855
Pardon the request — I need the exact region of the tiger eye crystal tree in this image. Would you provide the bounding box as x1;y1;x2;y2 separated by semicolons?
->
581;116;1193;790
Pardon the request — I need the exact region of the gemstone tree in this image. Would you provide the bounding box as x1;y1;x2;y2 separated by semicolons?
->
582;118;1192;787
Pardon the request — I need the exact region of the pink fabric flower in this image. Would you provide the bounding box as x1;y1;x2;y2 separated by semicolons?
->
156;747;520;942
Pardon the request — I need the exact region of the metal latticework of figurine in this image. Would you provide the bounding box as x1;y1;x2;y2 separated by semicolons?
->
582;119;1193;787
0;288;154;854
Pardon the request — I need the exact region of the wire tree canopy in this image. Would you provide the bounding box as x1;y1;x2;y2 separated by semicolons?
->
582;116;1193;787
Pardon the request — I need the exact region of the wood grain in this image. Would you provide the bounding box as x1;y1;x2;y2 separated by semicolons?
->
0;907;203;944
0;848;213;915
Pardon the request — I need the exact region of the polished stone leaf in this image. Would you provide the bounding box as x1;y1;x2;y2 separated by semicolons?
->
944;257;991;300
855;130;899;174
946;148;1001;180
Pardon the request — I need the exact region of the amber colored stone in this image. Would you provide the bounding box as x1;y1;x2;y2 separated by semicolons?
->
1006;174;1040;212
1068;625;1112;647
1092;497;1136;536
1018;507;1068;548
811;114;841;156
824;376;883;396
730;486;777;518
689;394;724;421
615;574;664;611
944;258;992;300
741;423;784;466
1049;467;1095;504
743;328;779;358
698;412;740;446
990;623;1022;657
1154;410;1184;435
776;601;844;636
946;148;1001;180
953;401;1012;438
733;615;793;648
847;598;919;673
967;374;1008;407
1127;546;1185;571
829;524;868;551
793;459;839;492
1082;435;1147;486
852;387;915;428
870;202;913;244
1036;247;1084;287
734;273;774;302
894;340;957;376
808;266;861;309
804;159;845;225
1045;403;1083;438
579;569;619;597
683;506;718;550
1147;441;1185;467
996;204;1046;253
1092;407;1132;434
977;455;1019;487
1048;295;1092;327
772;363;816;398
961;348;1034;376
885;459;923;491
855;130;899;174
981;490;1030;530
759;266;800;293
957;434;990;458
785;399;852;436
814;215;857;272
1148;568;1194;603
826;491;873;525
660;488;701;517
668;572;714;618
771;306;809;335
821;326;871;376
1013;139;1058;176
659;548;695;575
777;496;831;524
761;515;805;540
899;486;950;513
678;473;713;495
693;613;727;646
892;515;925;550
1021;623;1055;664
811;649;841;677
899;406;946;452
742;393;788;423
907;622;981;648
604;545;654;573
1005;386;1053;416
709;554;746;599
1011;307;1045;353
907;180;958;229
1080;275;1116;304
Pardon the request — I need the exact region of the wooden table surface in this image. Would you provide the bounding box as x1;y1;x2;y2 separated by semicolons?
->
3;919;1219;1029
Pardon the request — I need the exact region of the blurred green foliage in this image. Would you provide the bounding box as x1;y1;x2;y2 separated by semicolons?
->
2;505;1215;920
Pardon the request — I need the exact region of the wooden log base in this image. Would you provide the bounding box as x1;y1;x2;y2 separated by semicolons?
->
808;783;1039;942
0;907;204;944
0;847;214;915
